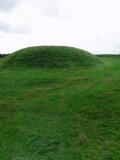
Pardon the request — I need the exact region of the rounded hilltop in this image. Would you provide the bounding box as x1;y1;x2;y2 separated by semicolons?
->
1;46;101;68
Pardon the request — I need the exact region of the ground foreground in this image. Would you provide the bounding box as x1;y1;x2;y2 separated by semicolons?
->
0;56;120;159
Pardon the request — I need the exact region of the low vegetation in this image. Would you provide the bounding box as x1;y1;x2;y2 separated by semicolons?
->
0;54;9;59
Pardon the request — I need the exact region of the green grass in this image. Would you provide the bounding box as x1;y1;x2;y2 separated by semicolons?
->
0;51;119;159
1;46;101;68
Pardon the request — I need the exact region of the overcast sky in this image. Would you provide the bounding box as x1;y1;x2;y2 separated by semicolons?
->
0;0;120;54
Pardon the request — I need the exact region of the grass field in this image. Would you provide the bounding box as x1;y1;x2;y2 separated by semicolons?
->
0;48;120;159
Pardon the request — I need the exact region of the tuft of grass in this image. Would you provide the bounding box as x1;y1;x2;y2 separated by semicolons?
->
77;133;89;145
1;46;101;69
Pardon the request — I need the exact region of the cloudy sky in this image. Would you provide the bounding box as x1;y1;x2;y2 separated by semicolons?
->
0;0;120;54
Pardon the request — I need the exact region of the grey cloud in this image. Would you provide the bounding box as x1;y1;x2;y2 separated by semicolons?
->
38;0;62;17
0;20;28;33
0;0;20;12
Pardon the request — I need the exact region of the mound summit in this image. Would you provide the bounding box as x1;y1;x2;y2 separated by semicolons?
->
1;46;101;68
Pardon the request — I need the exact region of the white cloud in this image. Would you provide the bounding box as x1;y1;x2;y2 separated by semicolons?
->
36;0;62;17
0;19;28;33
0;0;120;54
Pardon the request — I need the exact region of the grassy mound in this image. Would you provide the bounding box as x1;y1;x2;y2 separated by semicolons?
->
1;46;101;68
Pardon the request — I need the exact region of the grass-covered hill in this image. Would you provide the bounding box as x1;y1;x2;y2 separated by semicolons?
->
1;46;101;68
0;48;119;159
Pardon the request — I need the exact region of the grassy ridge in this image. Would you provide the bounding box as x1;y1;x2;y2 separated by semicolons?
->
1;46;101;68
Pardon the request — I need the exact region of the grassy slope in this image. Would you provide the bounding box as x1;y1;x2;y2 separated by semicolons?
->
0;56;120;159
1;46;101;68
